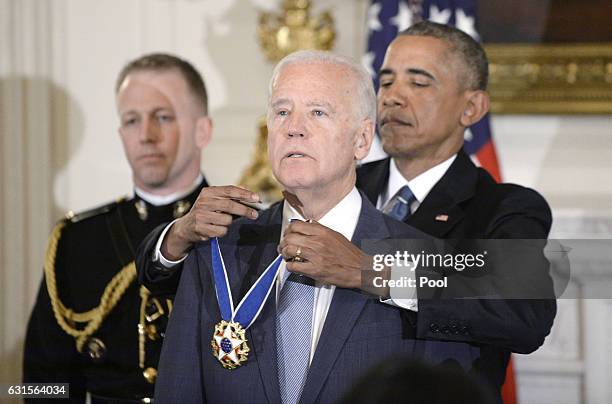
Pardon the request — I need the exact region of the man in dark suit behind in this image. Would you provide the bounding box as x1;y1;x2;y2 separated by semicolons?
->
356;21;555;397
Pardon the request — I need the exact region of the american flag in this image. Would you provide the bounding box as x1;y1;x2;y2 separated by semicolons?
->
362;0;502;183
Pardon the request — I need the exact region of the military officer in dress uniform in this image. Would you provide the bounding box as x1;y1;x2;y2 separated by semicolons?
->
23;53;213;403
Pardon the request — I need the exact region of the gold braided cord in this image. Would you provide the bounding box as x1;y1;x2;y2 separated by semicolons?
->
138;286;151;369
44;221;137;352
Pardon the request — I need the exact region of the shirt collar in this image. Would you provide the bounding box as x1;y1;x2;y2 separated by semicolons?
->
382;154;456;207
281;187;362;241
134;173;204;207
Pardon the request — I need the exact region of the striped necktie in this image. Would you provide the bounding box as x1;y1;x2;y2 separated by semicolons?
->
382;185;416;221
276;271;315;404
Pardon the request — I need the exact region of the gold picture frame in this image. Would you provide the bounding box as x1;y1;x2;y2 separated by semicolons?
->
484;43;612;114
476;0;612;115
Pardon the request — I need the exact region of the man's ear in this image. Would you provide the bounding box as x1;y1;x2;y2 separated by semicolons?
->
354;118;375;161
460;90;490;127
195;116;213;149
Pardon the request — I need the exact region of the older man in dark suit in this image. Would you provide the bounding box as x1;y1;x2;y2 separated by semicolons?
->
146;50;440;403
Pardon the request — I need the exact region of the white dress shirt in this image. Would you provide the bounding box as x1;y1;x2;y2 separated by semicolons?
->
377;155;457;311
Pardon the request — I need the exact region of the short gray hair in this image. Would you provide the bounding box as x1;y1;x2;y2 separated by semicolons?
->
268;50;376;123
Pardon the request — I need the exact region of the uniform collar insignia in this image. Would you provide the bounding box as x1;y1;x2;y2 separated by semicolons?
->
135;200;148;221
173;200;191;219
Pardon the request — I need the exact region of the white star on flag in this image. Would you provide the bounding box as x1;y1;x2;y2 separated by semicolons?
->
390;1;412;32
362;51;376;77
214;324;242;364
429;5;451;24
367;3;382;31
455;8;479;40
464;128;474;142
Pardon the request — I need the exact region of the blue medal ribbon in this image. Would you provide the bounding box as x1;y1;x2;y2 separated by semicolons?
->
211;237;283;330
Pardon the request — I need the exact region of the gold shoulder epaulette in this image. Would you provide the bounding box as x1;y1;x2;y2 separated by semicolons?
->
65;196;128;223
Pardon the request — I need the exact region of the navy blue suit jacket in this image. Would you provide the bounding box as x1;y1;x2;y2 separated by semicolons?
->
154;195;477;403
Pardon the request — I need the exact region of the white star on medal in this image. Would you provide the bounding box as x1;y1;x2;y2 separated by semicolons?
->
214;324;242;365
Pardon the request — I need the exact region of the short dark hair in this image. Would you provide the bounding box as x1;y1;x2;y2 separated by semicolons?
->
399;21;488;91
116;53;208;114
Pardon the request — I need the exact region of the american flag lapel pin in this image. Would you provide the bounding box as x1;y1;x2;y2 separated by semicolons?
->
435;214;449;222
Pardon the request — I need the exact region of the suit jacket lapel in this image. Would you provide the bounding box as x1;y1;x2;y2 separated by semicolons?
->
407;150;477;238
356;158;390;206
408;192;466;238
300;195;390;404
234;206;283;300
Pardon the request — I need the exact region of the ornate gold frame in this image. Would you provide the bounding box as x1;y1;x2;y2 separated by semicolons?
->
484;43;612;114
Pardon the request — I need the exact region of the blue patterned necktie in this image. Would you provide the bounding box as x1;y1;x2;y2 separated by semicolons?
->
276;271;315;404
382;185;416;221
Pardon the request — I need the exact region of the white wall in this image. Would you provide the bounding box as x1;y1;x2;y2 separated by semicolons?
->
1;0;611;401
493;115;612;212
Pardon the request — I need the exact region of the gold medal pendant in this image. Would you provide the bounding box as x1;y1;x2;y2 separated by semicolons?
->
211;320;250;369
209;237;283;370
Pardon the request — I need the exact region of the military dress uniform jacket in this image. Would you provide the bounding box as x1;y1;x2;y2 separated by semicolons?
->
23;177;207;403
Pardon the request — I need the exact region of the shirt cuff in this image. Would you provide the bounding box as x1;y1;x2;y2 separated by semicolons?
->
379;263;419;312
153;219;189;268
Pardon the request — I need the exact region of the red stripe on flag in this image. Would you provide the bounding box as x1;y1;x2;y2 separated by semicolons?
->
502;358;518;404
475;140;502;183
